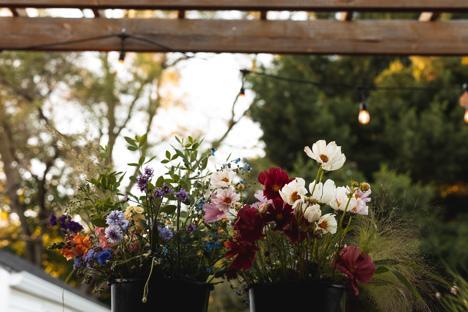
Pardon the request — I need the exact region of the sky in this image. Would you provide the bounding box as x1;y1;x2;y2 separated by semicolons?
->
0;7;314;175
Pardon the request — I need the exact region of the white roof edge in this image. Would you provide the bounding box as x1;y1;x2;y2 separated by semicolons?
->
9;271;109;312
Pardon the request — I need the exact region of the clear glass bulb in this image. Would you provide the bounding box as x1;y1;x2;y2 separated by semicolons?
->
464;109;468;124
358;109;371;125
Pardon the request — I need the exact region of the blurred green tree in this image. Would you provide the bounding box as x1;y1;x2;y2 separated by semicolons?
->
248;55;468;272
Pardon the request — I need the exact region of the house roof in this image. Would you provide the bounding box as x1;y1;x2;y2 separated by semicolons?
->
0;249;109;309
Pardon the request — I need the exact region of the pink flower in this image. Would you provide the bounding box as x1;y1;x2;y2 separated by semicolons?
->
203;203;227;223
95;227;112;248
211;187;240;210
335;245;376;296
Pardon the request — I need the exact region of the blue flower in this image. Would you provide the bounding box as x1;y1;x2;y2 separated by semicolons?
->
204;242;222;252
195;199;205;211
106;210;128;230
96;249;112;266
210;148;216;156
105;225;124;244
84;249;95;263
158;226;174;241
73;257;83;268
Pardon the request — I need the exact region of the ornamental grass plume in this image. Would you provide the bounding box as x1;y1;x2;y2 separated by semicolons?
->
349;211;436;312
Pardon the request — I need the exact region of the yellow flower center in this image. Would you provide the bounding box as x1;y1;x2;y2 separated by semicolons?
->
291;191;301;202
320;154;329;163
319;220;328;230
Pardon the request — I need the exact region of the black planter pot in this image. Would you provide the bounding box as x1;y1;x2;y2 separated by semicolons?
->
111;278;213;312
249;281;345;312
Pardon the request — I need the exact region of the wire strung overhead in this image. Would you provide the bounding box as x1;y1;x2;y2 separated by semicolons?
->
6;29;466;125
240;69;468;125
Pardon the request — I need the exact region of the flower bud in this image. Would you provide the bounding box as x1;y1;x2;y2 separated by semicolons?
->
360;182;371;192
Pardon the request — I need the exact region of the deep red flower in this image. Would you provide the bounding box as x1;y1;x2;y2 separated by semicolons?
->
234;205;265;242
334;245;376;296
225;240;258;271
258;167;292;200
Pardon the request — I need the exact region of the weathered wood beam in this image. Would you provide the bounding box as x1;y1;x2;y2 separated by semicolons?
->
419;12;441;21
9;8;19;16
0;0;467;12
0;17;467;55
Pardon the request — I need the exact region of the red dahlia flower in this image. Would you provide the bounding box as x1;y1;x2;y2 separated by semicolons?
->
225;240;258;271
258;167;292;200
334;245;376;296
234;205;265;243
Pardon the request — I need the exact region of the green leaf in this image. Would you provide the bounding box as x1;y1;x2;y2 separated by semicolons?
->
124;136;135;145
155;176;165;187
390;269;424;302
375;266;390;274
161;205;177;214
128;162;139;167
374;259;399;266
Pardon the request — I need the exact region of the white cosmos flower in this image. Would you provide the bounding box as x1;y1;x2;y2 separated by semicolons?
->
210;168;237;189
211;187;240;210
279;178;307;205
316;213;337;234
303;204;322;223
329;186;354;212
309;179;336;204
304;140;346;171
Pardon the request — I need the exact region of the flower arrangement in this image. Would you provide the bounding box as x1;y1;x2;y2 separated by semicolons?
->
216;140;377;296
49;136;250;301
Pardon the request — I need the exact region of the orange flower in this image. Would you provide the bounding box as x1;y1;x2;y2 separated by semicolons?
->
60;247;75;261
71;233;92;256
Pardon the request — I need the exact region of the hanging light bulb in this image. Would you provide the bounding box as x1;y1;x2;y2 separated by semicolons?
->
460;83;468;107
464;108;468;124
118;49;126;64
358;102;371;125
118;29;128;64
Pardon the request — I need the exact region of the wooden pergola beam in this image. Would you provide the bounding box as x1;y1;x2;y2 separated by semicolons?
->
1;17;467;55
1;0;467;12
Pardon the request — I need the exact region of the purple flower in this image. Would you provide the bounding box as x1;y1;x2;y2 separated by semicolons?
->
49;214;57;226
176;188;189;203
67;220;84;233
106;210;128;230
158;226;174;241
137;167;154;191
186;223;197;232
56;215;83;233
144;167;154;177
105;225;124;244
154;184;173;199
96;249;112;266
137;174;149;191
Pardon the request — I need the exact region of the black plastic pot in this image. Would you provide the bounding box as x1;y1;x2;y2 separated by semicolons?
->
111;278;213;312
249;281;345;312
